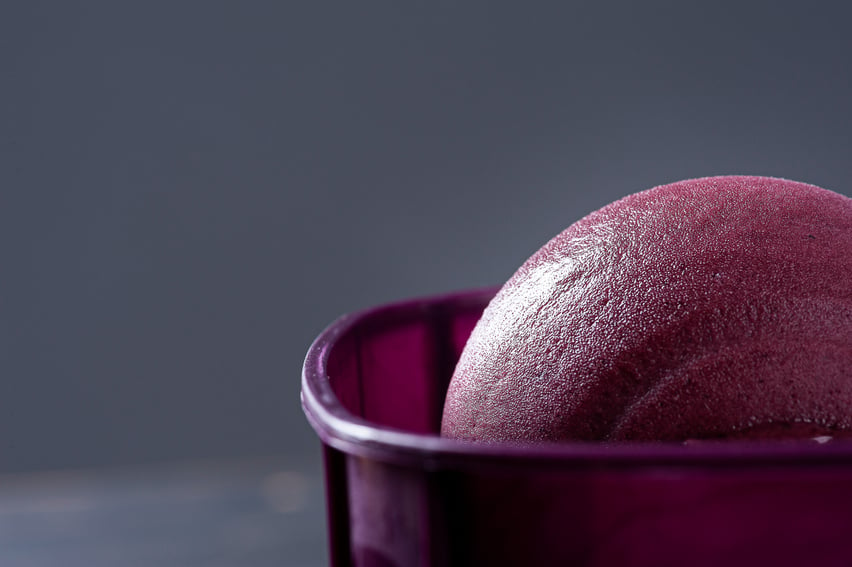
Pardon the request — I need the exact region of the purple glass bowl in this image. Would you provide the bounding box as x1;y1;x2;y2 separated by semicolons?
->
302;289;852;567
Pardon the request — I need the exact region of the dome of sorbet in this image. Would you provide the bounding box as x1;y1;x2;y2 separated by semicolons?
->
441;176;852;442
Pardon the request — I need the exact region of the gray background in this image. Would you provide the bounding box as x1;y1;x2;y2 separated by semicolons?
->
2;1;852;474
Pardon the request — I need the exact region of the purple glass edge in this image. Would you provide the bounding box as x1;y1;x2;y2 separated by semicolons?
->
300;288;852;469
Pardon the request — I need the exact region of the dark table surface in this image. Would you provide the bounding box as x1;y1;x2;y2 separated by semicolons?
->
0;451;328;566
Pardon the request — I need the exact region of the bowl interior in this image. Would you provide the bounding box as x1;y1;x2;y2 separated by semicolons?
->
324;290;489;436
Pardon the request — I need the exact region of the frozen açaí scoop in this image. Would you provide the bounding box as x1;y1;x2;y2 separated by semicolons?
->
441;176;852;442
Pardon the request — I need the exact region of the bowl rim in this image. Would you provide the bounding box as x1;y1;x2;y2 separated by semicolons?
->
301;288;852;471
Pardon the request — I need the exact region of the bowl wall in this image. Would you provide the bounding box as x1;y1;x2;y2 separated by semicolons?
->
302;289;852;567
